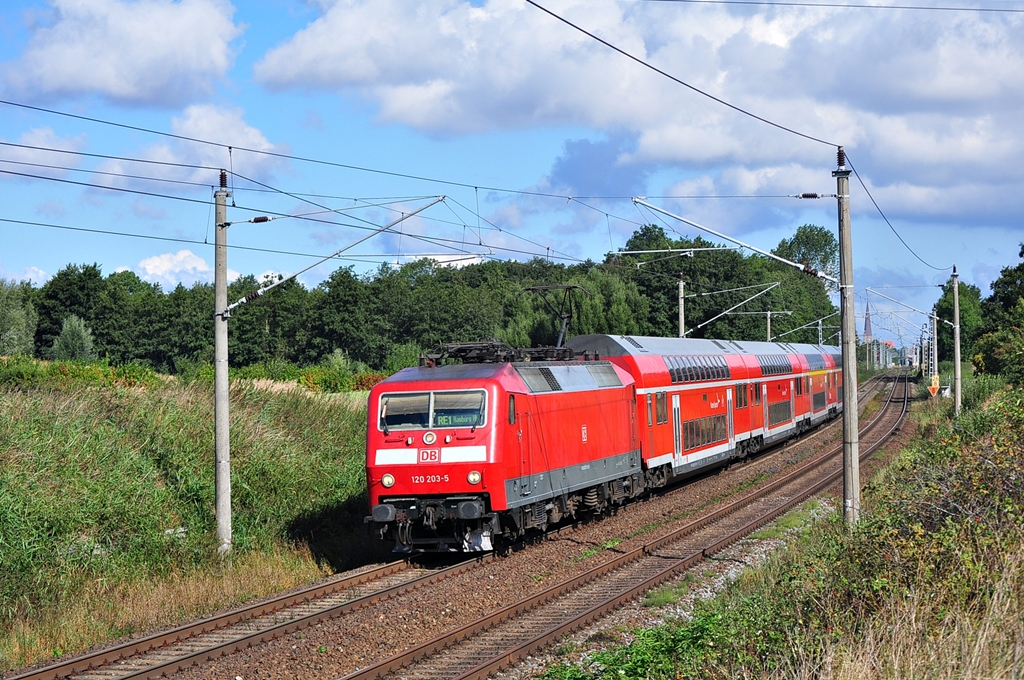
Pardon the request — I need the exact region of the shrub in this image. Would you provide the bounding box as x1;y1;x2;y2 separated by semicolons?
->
385;342;422;374
298;350;371;393
173;356;215;384
0;355;45;387
353;371;386;390
51;315;97;361
232;358;303;382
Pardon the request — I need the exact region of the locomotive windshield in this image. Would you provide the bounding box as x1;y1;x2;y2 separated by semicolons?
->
379;390;486;431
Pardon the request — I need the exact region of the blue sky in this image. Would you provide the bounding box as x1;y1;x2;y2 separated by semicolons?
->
2;0;1022;348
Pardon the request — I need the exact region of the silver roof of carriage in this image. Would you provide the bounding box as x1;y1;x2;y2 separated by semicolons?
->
566;334;839;358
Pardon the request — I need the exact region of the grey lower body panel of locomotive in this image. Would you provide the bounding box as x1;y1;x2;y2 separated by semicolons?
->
504;448;643;510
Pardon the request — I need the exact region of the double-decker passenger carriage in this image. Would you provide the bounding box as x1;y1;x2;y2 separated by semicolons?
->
365;336;843;553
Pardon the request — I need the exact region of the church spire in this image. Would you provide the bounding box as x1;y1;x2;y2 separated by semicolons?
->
863;299;873;344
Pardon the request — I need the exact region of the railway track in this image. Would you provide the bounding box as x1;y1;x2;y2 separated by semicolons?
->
8;559;487;680
339;373;910;680
10;373;907;680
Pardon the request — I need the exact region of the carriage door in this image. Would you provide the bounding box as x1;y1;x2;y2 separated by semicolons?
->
790;380;796;427
762;383;770;436
517;407;533;497
672;394;682;464
727;388;735;448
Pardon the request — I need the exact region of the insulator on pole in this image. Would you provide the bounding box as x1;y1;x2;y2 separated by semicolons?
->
220;170;227;188
252;216;270;223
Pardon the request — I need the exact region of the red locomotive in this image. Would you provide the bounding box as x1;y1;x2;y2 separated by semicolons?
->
365;335;843;552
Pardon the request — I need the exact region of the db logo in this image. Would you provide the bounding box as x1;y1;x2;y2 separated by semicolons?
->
418;449;440;463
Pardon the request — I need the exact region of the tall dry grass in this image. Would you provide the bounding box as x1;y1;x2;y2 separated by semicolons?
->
2;547;327;668
814;547;1024;679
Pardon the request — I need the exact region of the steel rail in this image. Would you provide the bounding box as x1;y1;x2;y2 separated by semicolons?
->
341;374;909;680
11;557;491;680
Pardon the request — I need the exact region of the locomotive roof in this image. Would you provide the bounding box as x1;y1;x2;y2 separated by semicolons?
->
382;362;519;383
378;358;631;394
567;334;840;358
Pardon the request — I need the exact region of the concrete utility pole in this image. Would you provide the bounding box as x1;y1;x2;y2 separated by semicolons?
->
931;313;939;389
952;265;962;416
214;170;232;557
834;147;860;526
678;277;685;338
765;310;793;341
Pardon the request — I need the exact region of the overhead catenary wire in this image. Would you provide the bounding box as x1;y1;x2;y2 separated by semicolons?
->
231;168;580;264
0;148;632;258
0;146;636;260
0;215;469;264
845;154;952;271
0;211;585;267
0;159;588;264
224;197;445;314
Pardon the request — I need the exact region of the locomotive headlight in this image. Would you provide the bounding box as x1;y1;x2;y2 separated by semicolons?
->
381;473;396;488
423;431;437;445
467;470;482;485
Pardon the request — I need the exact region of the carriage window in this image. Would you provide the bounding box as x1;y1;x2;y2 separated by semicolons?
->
656;392;668;424
647;394;653;427
684;356;696;382
754;382;761;405
508;394;516;425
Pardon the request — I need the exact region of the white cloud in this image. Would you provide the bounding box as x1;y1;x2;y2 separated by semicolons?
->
1;0;242;106
94;104;288;189
255;0;1024;227
0;263;49;285
135;249;239;287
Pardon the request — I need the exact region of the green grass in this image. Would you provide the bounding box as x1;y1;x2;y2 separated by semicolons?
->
579;539;623;560
643;574;697;608
0;369;379;670
749;500;822;540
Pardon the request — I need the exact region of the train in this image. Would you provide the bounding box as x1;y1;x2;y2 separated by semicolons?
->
364;334;844;553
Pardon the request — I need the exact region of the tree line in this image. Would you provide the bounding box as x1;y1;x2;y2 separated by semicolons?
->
0;224;844;375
